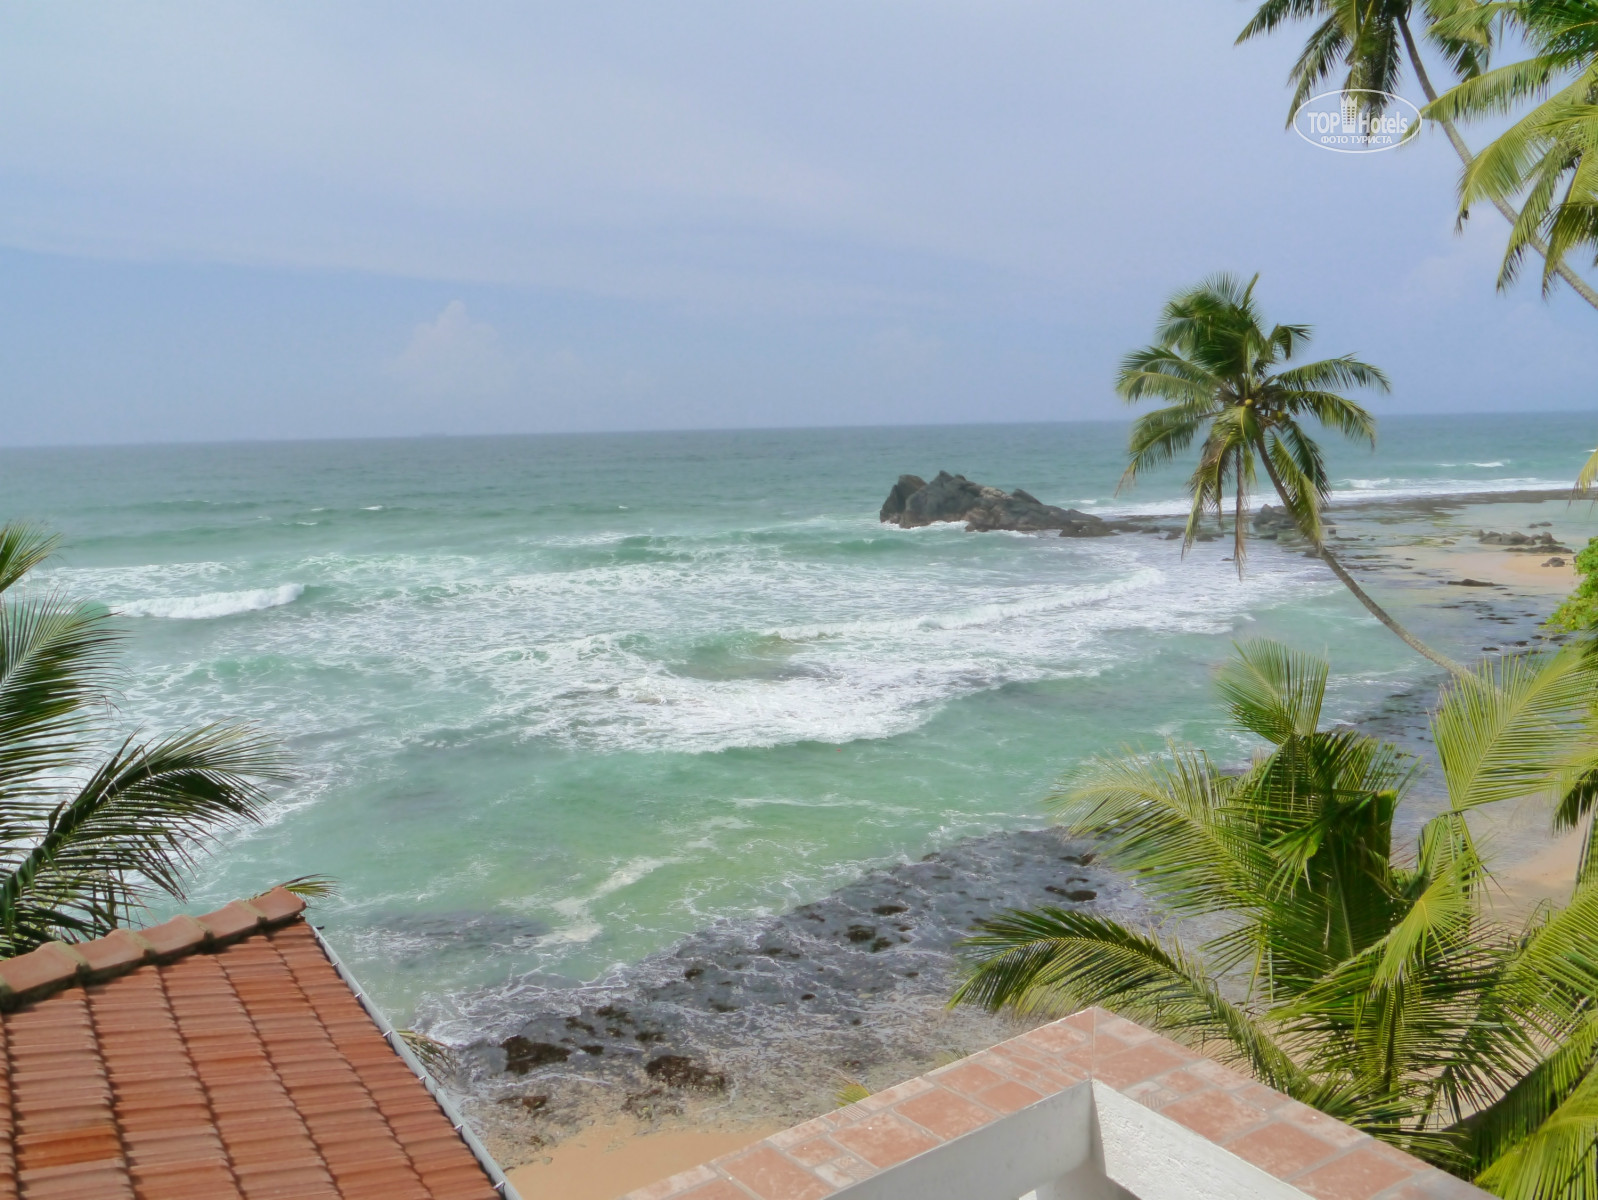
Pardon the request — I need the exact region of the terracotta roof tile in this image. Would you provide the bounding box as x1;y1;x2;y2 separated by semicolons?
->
0;897;503;1200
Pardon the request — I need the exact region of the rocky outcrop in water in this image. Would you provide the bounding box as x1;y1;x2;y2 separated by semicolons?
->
1476;529;1573;553
1251;504;1338;540
879;472;1117;536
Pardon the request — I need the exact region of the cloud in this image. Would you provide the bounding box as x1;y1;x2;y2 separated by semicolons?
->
387;300;512;396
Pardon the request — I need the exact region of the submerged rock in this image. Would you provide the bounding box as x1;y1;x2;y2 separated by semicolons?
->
879;471;1116;536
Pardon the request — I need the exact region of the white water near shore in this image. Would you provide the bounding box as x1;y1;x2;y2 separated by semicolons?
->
0;416;1591;1034
119;582;306;620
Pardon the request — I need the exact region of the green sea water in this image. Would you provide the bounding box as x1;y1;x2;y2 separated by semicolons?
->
0;415;1591;1026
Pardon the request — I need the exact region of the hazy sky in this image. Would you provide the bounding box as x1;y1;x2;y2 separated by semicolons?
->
0;2;1592;446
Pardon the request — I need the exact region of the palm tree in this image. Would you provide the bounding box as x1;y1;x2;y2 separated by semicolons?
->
1426;0;1598;495
0;523;288;956
1238;0;1598;312
1118;273;1462;674
954;639;1598;1196
1426;0;1598;300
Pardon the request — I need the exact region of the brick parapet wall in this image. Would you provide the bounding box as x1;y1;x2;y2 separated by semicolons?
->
623;1008;1487;1200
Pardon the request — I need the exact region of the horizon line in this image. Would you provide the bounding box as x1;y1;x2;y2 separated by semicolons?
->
0;409;1577;454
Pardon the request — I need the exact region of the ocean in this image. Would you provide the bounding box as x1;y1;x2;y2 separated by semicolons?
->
0;413;1591;1039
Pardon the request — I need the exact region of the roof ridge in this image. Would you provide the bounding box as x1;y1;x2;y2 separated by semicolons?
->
0;886;307;1011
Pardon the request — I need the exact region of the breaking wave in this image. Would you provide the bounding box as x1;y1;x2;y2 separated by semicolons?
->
119;583;306;620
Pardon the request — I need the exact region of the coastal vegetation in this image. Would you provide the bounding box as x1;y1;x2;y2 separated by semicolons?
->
1426;0;1598;303
1426;0;1598;495
955;639;1598;1195
1239;0;1598;497
1550;538;1598;630
0;523;288;955
1115;272;1463;673
1239;0;1598;314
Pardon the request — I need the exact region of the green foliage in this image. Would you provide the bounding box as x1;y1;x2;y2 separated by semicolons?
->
399;1028;455;1076
834;1081;872;1107
1548;538;1598;631
1238;0;1493;122
1117;276;1461;675
0;524;290;955
954;640;1598;1196
1117;273;1385;568
1428;0;1598;297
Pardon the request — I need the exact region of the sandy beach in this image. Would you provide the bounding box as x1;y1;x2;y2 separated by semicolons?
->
507;1119;775;1200
1395;542;1576;593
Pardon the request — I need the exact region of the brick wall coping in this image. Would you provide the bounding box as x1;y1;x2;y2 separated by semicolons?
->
623;1007;1488;1200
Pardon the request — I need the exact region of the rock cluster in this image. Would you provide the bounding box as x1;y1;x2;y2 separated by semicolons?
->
1476;529;1573;553
879;472;1116;536
453;828;1138;1138
1251;504;1335;540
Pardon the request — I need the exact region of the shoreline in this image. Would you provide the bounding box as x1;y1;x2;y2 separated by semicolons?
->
447;490;1594;1188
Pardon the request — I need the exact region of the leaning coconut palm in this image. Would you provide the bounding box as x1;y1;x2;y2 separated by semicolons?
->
1427;0;1598;301
1426;0;1598;495
0;523;288;955
954;639;1598;1195
1239;0;1598;313
1118;273;1461;674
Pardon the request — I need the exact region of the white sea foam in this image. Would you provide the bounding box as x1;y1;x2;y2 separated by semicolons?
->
119;583;306;620
1101;476;1569;516
109;530;1345;760
542;857;675;946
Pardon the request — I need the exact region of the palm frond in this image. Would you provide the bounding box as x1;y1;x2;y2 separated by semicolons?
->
1051;745;1268;915
955;907;1303;1090
1216;639;1329;745
0;525;60;596
0;725;289;952
1433;646;1598;815
0;598;124;793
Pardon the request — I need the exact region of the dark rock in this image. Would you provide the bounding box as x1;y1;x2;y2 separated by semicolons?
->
645;1055;727;1092
1478;530;1572;554
878;475;928;523
461;828;1135;1096
1545;558;1567;567
501;1037;571;1074
880;471;1115;537
1253;504;1299;535
1448;579;1496;587
1045;886;1098;901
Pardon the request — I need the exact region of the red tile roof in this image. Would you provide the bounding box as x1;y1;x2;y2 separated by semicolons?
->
0;889;503;1200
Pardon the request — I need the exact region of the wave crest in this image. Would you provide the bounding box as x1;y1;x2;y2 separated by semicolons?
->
119;583;305;620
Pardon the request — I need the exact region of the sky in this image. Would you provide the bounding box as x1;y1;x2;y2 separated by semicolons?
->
0;2;1592;446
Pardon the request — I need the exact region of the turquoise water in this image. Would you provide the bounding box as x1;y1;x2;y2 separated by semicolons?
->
0;415;1591;1024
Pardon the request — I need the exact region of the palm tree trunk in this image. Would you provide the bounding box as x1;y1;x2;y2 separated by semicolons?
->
1256;440;1466;676
1399;19;1598;312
